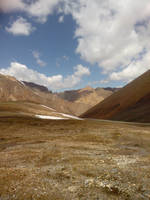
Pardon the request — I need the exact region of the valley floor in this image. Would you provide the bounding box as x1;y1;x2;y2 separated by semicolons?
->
0;116;150;200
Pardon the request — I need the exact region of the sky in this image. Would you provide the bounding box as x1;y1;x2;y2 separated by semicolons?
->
0;0;150;91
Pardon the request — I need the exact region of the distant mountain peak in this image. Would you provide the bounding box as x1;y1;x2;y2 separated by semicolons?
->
79;85;94;92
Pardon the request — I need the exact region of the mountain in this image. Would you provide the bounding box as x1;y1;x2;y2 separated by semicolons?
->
22;81;51;93
0;74;40;102
101;87;120;93
0;74;92;116
0;74;118;116
56;86;113;108
81;70;150;123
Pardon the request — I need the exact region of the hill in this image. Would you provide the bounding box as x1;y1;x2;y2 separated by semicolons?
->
81;70;150;122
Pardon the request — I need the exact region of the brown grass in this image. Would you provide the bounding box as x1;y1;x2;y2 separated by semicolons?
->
0;115;150;199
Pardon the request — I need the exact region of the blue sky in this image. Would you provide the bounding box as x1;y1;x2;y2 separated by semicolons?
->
0;0;150;91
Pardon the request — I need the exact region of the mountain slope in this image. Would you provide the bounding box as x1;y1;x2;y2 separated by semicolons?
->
0;74;90;116
0;74;41;102
57;86;113;107
81;70;150;122
23;81;91;116
22;81;51;93
0;101;82;120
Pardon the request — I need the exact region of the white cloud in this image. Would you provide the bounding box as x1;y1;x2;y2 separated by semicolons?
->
110;51;150;82
0;62;90;90
2;0;150;83
26;0;62;23
74;64;90;77
62;64;90;88
61;0;150;73
0;0;25;12
5;17;35;36
58;15;64;23
0;0;61;23
32;50;46;67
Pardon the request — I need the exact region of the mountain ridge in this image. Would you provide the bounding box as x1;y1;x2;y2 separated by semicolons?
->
0;74;115;116
81;70;150;122
56;86;113;107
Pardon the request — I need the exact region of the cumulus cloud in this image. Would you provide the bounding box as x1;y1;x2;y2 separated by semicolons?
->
32;50;46;67
2;0;150;83
0;0;61;23
26;0;62;23
74;64;90;77
62;0;150;72
0;0;25;12
0;62;90;90
110;51;150;82
5;17;35;36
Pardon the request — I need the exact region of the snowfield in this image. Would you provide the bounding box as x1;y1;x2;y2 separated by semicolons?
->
60;113;83;120
36;106;83;120
35;115;67;120
35;113;83;120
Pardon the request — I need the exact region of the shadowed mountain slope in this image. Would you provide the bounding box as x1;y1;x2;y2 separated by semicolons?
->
81;70;150;122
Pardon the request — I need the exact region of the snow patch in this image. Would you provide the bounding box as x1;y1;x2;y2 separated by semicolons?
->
41;105;55;111
35;115;67;120
18;80;26;86
60;113;83;120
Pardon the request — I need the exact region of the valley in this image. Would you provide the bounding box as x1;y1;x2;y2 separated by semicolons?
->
0;74;114;116
0;72;150;200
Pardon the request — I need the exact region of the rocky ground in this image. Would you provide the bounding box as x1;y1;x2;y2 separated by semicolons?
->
0;116;150;200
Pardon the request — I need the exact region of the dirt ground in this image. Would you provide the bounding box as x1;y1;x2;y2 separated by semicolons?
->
0;116;150;200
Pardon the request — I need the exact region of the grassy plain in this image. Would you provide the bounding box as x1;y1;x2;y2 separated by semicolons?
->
0;115;150;200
